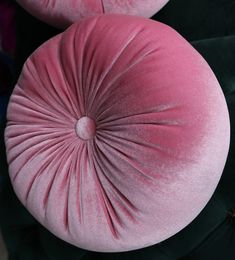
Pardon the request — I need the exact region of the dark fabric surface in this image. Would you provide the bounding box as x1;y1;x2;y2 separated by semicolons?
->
154;0;235;41
1;0;235;259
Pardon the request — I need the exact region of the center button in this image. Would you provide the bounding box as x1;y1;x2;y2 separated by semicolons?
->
75;116;96;140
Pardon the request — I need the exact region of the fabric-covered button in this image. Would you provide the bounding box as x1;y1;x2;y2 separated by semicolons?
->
75;116;96;140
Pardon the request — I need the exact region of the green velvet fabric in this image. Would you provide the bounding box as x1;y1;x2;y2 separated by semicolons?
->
1;0;235;259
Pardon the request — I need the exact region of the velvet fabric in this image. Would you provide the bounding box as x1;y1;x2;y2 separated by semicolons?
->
4;15;230;252
0;0;16;55
0;52;12;95
16;0;169;28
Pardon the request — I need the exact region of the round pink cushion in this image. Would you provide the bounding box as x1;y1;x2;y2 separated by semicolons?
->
16;0;169;28
5;15;230;252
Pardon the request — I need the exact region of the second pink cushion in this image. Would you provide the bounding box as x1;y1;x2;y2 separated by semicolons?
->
16;0;169;28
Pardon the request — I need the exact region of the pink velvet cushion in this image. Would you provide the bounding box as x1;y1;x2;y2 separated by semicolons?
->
5;15;230;252
16;0;169;28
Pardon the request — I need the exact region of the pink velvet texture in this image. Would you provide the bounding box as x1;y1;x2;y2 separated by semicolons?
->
16;0;169;28
5;15;230;252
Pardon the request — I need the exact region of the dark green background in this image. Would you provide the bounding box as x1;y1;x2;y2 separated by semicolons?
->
1;0;235;259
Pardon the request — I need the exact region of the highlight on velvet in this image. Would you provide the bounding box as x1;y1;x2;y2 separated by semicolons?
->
4;14;230;252
16;0;169;28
